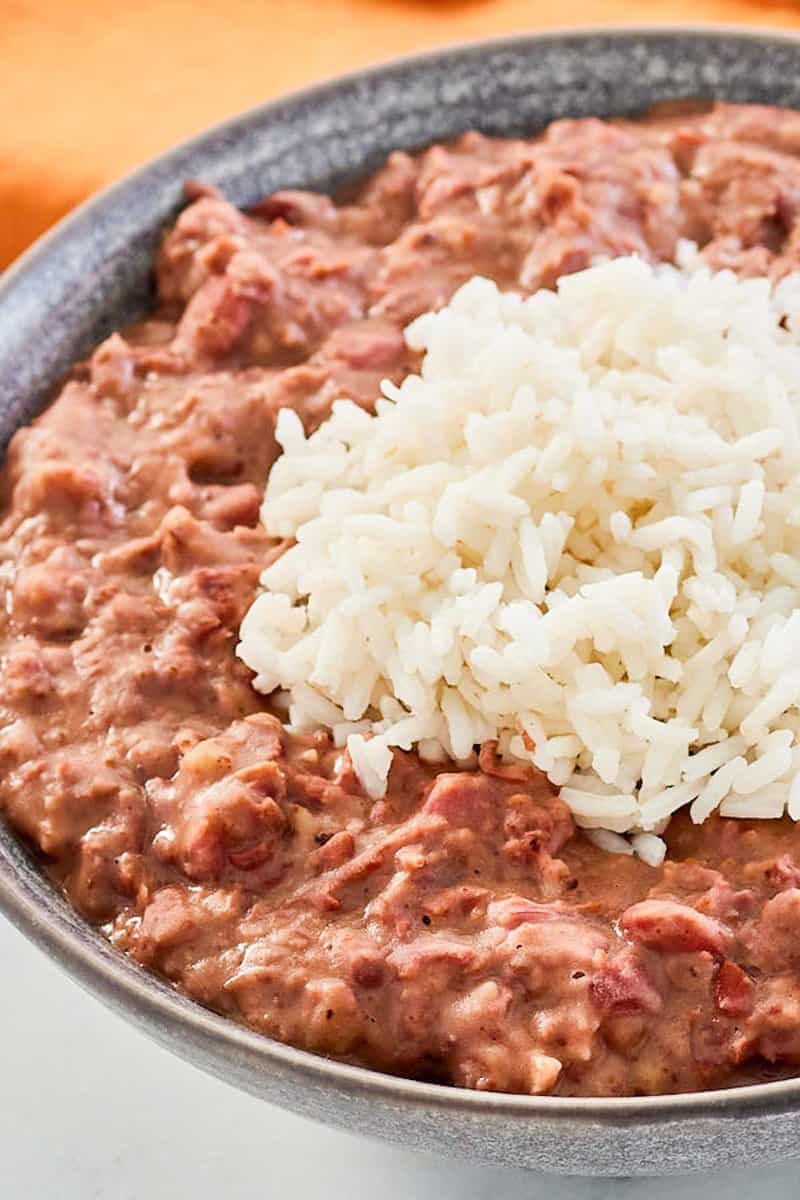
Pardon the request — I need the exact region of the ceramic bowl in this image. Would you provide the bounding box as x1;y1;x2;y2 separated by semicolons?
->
3;26;800;1177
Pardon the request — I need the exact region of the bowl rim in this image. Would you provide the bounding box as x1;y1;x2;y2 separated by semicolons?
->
3;20;800;1124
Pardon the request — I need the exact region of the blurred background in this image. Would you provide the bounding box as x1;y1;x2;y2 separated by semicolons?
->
4;0;800;269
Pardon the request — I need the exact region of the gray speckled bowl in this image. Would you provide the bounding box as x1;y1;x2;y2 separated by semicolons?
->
3;25;800;1178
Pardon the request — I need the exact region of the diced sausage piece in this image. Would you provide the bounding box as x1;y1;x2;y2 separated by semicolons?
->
591;949;663;1014
493;903;609;984
715;961;755;1018
487;895;563;928
203;483;261;530
388;936;476;976
157;196;246;302
177;767;289;879
422;773;498;834
175;276;252;358
620;899;733;957
140;886;195;948
150;722;290;883
320;319;406;371
747;888;800;971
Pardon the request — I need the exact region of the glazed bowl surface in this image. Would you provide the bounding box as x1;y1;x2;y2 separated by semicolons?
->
3;25;800;1177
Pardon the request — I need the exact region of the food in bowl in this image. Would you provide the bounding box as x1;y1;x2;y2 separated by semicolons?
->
5;102;800;1098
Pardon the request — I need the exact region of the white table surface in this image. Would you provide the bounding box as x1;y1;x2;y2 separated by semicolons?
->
2;916;798;1200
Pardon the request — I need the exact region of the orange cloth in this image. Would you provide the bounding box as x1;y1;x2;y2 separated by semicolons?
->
3;0;800;267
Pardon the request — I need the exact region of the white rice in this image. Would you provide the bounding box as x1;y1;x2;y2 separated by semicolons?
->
238;253;800;860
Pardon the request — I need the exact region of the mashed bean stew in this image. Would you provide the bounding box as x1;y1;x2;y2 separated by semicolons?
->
5;104;800;1096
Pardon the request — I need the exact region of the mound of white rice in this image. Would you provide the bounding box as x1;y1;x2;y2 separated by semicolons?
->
238;253;800;864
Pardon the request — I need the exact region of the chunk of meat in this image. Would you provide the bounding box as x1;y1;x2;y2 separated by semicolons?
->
620;899;733;957
591;949;663;1015
161;763;289;881
422;773;499;834
715;961;755;1018
140;886;195;949
174;276;253;359
746;889;800;972
148;716;290;881
388;936;477;975
487;896;565;928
